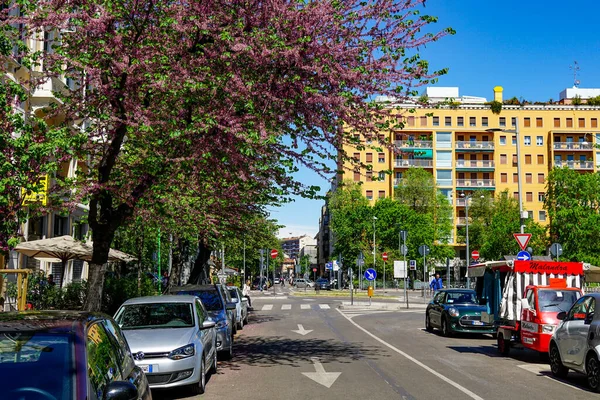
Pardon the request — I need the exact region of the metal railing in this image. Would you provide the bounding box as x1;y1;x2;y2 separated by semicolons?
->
455;179;495;187
553;142;593;151
394;159;434;168
554;160;594;170
455;160;495;168
456;217;467;225
395;140;433;148
455;141;494;150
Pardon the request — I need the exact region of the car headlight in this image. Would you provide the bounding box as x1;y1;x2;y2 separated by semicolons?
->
216;320;228;329
448;307;459;317
542;324;556;334
168;344;195;360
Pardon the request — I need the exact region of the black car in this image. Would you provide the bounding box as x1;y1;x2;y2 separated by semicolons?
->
0;310;152;400
315;278;332;290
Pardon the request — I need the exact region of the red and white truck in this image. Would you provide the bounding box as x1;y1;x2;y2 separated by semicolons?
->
471;260;585;356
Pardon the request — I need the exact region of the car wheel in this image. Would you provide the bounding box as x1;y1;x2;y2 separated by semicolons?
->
425;313;433;332
497;333;510;356
238;316;244;330
441;317;452;337
587;354;600;392
549;343;568;378
189;354;206;395
244;313;249;325
209;348;218;374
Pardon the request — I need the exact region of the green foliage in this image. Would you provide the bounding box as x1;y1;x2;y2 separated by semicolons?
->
102;274;157;315
418;94;429;105
587;96;600;106
7;272;87;310
485;100;503;115
503;97;521;106
572;95;583;106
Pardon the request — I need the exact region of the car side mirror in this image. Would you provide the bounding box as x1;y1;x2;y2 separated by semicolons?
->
521;298;530;310
557;311;567;320
201;320;216;330
226;302;237;310
104;381;138;400
585;313;594;325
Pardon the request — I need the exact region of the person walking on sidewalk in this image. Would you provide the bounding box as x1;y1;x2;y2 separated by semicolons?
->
242;280;252;308
429;273;443;293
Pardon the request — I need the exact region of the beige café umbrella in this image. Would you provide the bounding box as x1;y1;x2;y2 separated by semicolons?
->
14;235;136;288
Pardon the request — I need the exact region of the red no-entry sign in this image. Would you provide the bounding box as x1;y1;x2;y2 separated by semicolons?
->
312;268;317;272
382;252;388;261
471;250;480;261
270;249;278;259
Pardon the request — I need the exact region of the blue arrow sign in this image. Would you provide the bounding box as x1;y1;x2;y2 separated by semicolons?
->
364;268;377;281
325;262;333;270
517;251;531;261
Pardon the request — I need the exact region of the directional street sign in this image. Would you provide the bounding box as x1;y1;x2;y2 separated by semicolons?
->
364;268;377;281
382;252;388;261
517;250;531;261
325;262;333;270
270;249;279;259
513;233;532;251
409;260;416;270
471;250;480;261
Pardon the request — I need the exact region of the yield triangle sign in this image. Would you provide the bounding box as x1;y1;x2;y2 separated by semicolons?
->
513;233;532;251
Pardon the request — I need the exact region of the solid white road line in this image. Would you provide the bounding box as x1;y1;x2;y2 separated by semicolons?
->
336;309;484;400
281;304;292;310
301;304;311;310
261;304;273;311
319;304;331;309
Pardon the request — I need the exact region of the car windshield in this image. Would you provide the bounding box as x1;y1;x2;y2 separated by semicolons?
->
538;289;581;312
177;290;223;311
445;291;477;304
116;303;195;329
0;332;74;399
228;289;239;298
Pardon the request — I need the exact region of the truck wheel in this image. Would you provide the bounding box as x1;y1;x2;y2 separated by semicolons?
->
549;344;568;378
497;333;510;356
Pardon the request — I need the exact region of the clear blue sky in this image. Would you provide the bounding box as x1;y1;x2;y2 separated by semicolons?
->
271;0;600;239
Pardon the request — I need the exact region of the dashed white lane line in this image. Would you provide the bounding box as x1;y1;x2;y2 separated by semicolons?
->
301;304;311;310
261;304;273;311
336;308;484;400
319;304;331;309
281;304;292;310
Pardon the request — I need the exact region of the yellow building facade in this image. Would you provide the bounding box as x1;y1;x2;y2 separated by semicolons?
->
343;87;600;255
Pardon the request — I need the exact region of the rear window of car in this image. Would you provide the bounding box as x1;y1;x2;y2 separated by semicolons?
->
115;303;195;329
177;290;223;311
228;289;239;298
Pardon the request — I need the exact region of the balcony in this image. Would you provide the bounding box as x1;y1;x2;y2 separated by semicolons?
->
455;160;495;170
456;217;467;226
395;140;433;149
554;160;594;170
456;198;467;207
30;74;68;109
553;142;594;151
394;159;433;168
456;179;495;189
455;141;494;151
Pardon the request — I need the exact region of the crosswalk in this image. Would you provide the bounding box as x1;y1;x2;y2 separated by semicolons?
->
259;303;334;311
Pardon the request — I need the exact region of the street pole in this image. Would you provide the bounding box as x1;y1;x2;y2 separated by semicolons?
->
383;260;386;292
422;252;426;297
515;117;525;234
266;250;269;289
466;197;470;289
372;216;377;290
243;239;246;285
157;228;161;293
402;231;408;309
259;249;264;292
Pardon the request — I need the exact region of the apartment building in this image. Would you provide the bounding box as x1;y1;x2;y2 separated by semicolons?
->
342;86;600;257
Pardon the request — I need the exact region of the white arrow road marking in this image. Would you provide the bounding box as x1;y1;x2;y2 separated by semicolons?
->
302;357;341;388
291;324;313;336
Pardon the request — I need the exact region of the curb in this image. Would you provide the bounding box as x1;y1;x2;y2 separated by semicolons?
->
338;301;428;311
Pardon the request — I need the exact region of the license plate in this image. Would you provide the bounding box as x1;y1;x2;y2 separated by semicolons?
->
472;320;484;326
140;365;153;373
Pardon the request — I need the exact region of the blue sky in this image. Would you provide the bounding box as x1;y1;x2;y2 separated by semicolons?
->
271;0;600;239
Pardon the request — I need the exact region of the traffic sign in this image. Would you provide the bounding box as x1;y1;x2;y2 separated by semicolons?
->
325;262;333;270
471;250;480;261
513;233;532;251
550;243;563;257
312;267;317;272
418;245;430;256
409;260;416;270
382;252;388;261
400;244;408;256
270;249;278;259
364;268;377;281
517;250;531;261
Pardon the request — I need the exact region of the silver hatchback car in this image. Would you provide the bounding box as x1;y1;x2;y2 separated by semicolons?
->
114;295;217;395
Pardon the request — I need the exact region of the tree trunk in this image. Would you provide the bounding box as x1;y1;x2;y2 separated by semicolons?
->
168;236;186;290
84;227;113;312
188;239;212;285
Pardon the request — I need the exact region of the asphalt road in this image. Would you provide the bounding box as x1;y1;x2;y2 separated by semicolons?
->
152;287;600;400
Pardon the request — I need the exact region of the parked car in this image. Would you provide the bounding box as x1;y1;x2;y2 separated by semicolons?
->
294;278;314;289
114;295;217;395
171;284;237;359
425;289;495;336
549;293;600;392
0;310;151;400
227;286;249;329
274;277;281;285
315;278;332;290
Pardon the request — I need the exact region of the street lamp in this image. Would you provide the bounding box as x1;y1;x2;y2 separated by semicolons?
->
372;216;377;289
460;193;484;288
487;117;526;233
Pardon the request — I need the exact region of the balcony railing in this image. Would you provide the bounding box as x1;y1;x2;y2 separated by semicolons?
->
456;217;467;225
455;160;495;168
554;160;594;170
456;198;467;206
395;140;433;149
553;142;594;151
456;179;495;188
455;141;494;150
394;159;433;168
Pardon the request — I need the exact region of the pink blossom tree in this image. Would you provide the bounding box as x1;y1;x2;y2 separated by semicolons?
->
5;0;453;310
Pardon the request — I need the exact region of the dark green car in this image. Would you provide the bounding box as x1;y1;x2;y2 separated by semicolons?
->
425;289;495;336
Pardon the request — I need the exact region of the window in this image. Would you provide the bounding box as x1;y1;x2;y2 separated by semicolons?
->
528;210;534;220
457;117;464;127
511;117;516;127
353;152;360;162
512;136;517;145
500;154;507;164
353;170;360;182
499;136;506;145
366;171;372;181
554;118;560;128
445;116;451;126
536;136;543;146
195;299;207;324
408;116;415;127
536;117;543;127
539;210;546;221
420;116;427;127
366;153;373;163
526;173;532;183
499;117;506;127
524;136;531;146
513;173;518;183
500;173;508;183
469;117;476;127
538;192;545;202
378;153;385;163
566;118;573;128
366;190;373;200
514;192;519;200
524;118;531;127
567;297;593;321
433;116;440;126
526;192;533;202
592;118;598;128
538;173;545;183
378;171;385;181
87;323;122;400
482;117;488;127
537;154;544;164
378;190;385;199
579;118;585;128
525;154;532;164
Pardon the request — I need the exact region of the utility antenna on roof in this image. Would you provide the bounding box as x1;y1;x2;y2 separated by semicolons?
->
570;61;581;88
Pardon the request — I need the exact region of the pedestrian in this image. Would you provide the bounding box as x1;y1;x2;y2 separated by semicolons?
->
47;274;56;287
161;271;169;292
430;273;443;293
242;280;252;308
281;277;285;287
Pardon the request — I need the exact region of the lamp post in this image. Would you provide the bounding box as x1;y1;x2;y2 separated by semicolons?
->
487;117;525;233
461;193;472;289
372;216;377;290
